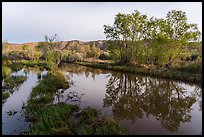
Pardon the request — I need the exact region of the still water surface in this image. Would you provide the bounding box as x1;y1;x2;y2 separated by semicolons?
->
2;64;202;135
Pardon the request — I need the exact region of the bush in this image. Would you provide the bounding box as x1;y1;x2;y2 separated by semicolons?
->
65;52;84;62
2;66;12;78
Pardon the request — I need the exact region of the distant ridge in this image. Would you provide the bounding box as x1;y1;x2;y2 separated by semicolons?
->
5;40;108;51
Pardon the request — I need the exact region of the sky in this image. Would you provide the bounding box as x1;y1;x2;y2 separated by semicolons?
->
2;2;202;44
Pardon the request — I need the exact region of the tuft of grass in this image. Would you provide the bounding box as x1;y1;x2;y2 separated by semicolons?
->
77;117;125;135
80;107;97;120
2;66;12;78
26;71;69;114
27;103;78;135
30;71;69;98
3;76;27;92
2;92;10;105
71;107;125;135
7;62;24;71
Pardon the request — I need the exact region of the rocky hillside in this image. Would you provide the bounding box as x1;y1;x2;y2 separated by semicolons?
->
5;40;108;52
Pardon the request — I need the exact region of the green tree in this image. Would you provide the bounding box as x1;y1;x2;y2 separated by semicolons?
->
104;10;201;67
85;44;91;58
104;10;148;64
37;34;64;69
22;44;30;58
104;13;131;64
165;10;201;66
37;34;62;54
91;43;100;58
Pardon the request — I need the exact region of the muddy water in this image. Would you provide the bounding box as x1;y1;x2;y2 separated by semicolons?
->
2;69;47;135
2;64;202;135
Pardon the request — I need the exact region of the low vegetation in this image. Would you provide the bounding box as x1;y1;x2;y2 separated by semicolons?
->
2;66;12;78
70;107;124;135
2;92;10;105
2;75;27;105
24;71;124;135
76;61;201;85
2;76;27;93
25;71;69;112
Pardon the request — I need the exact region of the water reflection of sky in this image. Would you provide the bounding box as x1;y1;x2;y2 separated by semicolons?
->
2;70;47;135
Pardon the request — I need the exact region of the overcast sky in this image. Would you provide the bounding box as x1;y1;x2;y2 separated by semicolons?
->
2;2;202;44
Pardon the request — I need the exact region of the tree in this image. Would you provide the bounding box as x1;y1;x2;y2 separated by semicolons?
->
37;34;64;69
165;10;201;66
85;44;91;58
22;44;30;58
104;12;131;64
104;10;148;65
104;10;201;67
91;43;100;58
2;39;9;55
37;34;62;54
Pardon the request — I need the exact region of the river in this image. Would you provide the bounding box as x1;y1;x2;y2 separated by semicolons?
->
2;63;202;135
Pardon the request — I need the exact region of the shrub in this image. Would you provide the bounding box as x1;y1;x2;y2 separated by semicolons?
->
2;66;12;78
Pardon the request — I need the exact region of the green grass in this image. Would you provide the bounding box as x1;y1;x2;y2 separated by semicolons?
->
5;60;49;72
27;103;78;135
25;71;125;135
76;117;124;135
6;62;24;71
76;61;201;85
25;71;69;113
3;76;27;92
2;92;10;105
2;75;27;105
25;71;73;135
2;66;12;78
30;71;69;98
70;107;125;135
20;60;49;70
26;105;125;135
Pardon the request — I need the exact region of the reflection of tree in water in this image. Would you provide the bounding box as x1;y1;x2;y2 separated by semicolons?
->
103;73;201;133
59;63;111;80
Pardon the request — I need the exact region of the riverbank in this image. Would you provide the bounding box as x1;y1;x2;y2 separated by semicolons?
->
75;61;202;86
3;59;201;86
2;75;27;105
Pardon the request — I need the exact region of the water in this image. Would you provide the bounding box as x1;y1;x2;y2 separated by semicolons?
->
2;64;202;135
2;69;47;135
57;63;202;135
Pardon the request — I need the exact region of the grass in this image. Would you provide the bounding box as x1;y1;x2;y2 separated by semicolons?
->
20;60;49;70
25;71;69;113
2;66;12;78
6;62;24;71
71;107;125;135
2;76;27;92
2;92;10;105
30;71;69;98
25;71;72;135
25;71;125;135
76;61;201;85
26;103;78;135
26;105;125;135
2;75;27;105
76;117;124;135
5;60;49;72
